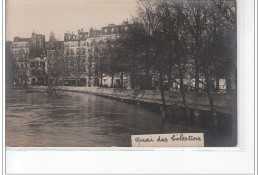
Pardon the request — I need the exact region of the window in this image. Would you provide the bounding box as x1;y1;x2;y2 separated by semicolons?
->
104;28;107;33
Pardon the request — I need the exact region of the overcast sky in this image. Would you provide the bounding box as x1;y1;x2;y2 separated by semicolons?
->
6;0;137;41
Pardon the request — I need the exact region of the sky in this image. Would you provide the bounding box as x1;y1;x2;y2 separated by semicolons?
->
6;0;138;41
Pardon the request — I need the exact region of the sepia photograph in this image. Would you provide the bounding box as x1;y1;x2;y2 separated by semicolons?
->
5;0;237;147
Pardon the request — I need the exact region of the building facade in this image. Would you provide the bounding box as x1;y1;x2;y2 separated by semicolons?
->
6;41;13;87
11;37;30;85
45;32;64;86
63;29;88;86
10;32;47;85
30;57;47;85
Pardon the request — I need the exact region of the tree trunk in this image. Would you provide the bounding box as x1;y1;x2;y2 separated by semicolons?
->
207;89;218;128
226;73;231;93
159;73;167;119
111;73;114;87
88;56;92;87
204;70;218;131
100;71;103;86
178;63;190;126
195;58;200;92
88;75;91;87
145;68;151;89
216;76;219;92
120;72;124;88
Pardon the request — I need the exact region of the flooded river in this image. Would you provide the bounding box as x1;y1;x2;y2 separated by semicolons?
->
6;90;236;147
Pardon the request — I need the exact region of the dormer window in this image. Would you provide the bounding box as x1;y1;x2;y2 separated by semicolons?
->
104;28;107;33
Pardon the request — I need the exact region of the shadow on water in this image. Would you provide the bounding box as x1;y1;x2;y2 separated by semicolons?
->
130;100;237;147
5;90;237;147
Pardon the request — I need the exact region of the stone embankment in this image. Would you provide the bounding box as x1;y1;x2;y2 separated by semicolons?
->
32;86;236;115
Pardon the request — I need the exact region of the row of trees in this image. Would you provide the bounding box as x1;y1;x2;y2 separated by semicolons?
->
93;0;236;128
28;0;236;128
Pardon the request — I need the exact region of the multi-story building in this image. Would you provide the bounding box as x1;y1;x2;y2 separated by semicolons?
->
29;57;47;85
45;32;64;85
6;41;13;87
8;23;235;92
85;27;102;86
10;32;47;85
98;22;131;88
29;32;47;85
64;29;88;86
30;32;45;57
11;37;30;85
101;22;128;37
9;23;132;87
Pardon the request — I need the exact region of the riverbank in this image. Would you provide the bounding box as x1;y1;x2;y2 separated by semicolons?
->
30;85;236;115
6;89;237;147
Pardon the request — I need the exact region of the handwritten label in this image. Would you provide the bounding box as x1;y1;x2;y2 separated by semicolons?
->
131;133;204;147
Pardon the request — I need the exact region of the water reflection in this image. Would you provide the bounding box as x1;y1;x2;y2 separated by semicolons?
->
6;90;236;147
6;90;184;147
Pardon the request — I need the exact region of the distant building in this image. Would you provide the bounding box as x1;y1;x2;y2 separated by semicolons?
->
89;27;101;38
6;41;13;87
11;37;30;85
10;32;46;85
45;32;64;85
30;32;45;57
64;29;88;86
9;23;131;88
98;22;130;88
29;57;47;85
85;27;102;86
101;22;128;37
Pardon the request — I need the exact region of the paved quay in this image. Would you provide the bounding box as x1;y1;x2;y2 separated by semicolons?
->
31;86;236;115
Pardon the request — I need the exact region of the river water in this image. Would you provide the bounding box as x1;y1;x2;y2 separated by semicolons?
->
6;90;236;147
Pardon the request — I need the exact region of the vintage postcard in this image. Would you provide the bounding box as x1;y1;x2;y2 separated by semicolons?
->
5;0;237;147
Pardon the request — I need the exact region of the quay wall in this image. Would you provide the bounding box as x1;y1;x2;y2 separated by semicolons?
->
31;86;236;115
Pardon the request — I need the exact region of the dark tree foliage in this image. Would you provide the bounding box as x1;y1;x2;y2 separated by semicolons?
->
94;0;236;127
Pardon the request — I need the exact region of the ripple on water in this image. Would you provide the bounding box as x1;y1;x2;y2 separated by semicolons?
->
6;90;236;147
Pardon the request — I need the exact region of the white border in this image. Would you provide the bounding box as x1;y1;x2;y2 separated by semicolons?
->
1;0;256;174
1;0;5;174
